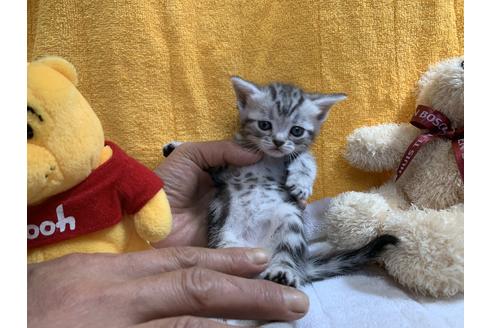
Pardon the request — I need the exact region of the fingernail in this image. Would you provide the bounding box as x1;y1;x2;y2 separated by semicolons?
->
283;289;309;314
246;248;270;265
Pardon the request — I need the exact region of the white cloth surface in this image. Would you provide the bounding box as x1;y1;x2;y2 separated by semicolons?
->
295;268;463;328
292;199;464;328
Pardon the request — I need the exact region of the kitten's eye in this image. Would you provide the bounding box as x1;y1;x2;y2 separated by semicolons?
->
258;121;272;131
27;124;34;140
290;126;304;137
461;60;464;69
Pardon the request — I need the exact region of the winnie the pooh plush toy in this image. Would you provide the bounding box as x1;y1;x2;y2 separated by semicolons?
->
27;56;172;263
321;57;464;297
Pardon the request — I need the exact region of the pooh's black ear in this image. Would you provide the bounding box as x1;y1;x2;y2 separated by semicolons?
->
34;56;79;86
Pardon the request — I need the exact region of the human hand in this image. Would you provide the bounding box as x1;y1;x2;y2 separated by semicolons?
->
28;247;308;327
153;141;261;247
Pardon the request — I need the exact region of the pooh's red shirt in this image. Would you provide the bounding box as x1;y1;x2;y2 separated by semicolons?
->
27;141;163;249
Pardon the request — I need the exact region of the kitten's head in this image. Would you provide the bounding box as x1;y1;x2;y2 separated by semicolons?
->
231;76;346;157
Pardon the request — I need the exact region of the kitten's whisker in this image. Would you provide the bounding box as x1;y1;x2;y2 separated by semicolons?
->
241;140;262;154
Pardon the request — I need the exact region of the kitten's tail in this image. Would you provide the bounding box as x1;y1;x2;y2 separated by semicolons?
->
306;234;399;282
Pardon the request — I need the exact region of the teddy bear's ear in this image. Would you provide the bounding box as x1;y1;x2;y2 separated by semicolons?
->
34;56;79;86
417;65;437;92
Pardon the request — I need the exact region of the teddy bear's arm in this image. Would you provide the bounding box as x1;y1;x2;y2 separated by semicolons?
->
133;189;172;243
344;123;420;172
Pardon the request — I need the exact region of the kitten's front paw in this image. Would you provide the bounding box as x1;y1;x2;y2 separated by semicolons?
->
162;141;183;157
286;179;312;202
262;267;300;288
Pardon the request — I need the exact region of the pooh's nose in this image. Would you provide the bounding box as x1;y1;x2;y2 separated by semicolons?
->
273;139;285;148
27;144;63;205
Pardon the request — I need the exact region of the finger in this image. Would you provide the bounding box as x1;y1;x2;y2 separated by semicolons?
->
132;316;236;328
182;141;262;170
196;169;215;198
120;247;270;278
127;268;309;322
151;214;210;248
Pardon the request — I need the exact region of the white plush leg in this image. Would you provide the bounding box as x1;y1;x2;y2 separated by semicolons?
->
382;204;464;297
322;190;393;249
369;181;410;211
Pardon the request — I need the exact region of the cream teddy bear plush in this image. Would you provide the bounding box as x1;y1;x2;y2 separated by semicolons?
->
322;57;464;297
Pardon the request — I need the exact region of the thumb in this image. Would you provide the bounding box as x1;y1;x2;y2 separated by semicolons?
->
184;140;262;170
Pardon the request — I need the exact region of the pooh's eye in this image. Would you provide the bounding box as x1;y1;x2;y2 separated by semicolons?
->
27;124;33;140
27;106;43;122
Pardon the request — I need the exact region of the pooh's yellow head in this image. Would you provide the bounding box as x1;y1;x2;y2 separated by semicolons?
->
27;57;105;205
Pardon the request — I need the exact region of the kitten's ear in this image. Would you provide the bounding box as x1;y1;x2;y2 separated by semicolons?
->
309;93;347;121
231;76;262;110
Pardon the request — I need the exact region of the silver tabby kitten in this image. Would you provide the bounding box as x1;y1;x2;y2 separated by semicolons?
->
163;77;398;288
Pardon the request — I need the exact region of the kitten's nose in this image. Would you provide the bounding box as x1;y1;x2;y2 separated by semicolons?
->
273;139;285;148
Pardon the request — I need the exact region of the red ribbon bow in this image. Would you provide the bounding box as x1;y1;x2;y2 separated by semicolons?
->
395;105;464;181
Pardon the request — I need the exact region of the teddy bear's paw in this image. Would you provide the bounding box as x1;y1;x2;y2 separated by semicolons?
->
382;206;464;297
285;177;312;202
382;206;463;297
261;266;301;288
328;191;391;222
323;191;392;249
345;123;418;172
162;141;183;157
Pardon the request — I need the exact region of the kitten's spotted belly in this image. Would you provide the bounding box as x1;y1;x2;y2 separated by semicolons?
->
222;183;295;248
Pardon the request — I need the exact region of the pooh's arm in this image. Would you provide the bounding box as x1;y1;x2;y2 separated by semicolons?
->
133;189;172;243
344;123;420;172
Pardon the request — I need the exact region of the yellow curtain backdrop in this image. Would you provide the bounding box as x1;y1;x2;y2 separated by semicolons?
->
28;0;463;200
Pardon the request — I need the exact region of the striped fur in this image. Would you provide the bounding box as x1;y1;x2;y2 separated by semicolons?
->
163;78;398;289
